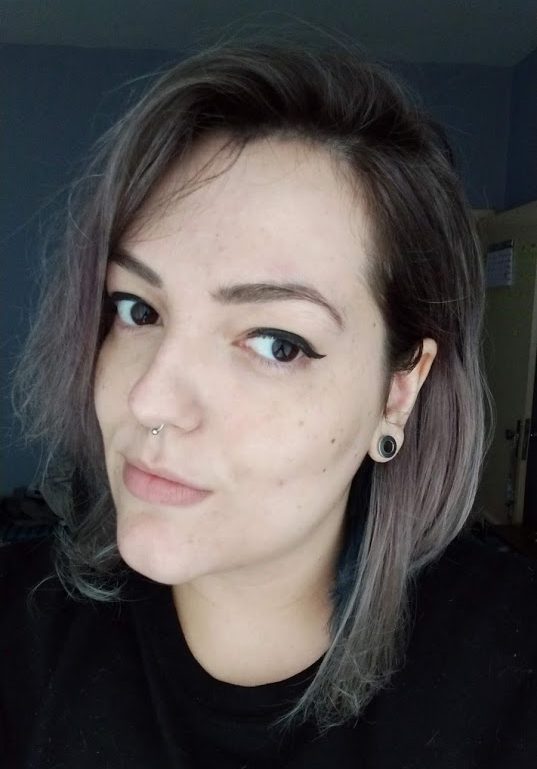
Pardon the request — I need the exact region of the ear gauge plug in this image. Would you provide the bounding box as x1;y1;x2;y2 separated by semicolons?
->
378;435;397;459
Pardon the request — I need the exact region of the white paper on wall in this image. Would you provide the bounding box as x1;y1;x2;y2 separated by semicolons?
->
486;240;514;287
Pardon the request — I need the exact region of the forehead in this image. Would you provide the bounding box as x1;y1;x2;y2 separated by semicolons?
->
121;135;375;316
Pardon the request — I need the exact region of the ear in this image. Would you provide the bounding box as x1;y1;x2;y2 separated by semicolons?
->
368;338;438;463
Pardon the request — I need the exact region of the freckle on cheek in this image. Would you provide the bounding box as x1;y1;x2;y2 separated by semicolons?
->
331;438;336;444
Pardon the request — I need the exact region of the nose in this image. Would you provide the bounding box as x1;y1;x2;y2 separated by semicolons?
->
127;334;205;433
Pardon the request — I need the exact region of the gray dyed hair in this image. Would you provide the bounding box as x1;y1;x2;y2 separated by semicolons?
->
10;35;492;737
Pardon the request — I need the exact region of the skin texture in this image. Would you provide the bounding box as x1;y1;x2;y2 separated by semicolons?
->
94;135;437;685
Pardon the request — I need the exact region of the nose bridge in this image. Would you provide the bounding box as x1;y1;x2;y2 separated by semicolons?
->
128;327;206;428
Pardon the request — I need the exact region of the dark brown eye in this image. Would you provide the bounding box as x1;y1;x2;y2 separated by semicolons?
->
107;292;159;327
244;327;326;372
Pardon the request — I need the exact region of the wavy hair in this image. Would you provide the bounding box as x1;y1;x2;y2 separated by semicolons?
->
9;34;493;736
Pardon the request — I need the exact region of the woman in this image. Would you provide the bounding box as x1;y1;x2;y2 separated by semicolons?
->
2;38;536;769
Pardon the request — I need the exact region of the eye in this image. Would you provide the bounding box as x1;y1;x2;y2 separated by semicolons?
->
104;292;327;373
105;292;159;328
243;328;326;373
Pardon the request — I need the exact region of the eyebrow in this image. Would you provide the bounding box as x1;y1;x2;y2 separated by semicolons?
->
109;249;345;331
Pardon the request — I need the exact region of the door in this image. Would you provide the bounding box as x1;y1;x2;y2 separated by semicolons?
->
523;350;537;526
474;201;537;526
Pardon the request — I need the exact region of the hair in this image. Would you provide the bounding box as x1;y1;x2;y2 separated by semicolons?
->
10;31;493;738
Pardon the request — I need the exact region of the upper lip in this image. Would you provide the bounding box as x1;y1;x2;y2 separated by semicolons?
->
125;457;210;491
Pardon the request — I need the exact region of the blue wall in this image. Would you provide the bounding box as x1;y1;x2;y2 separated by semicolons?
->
1;43;535;494
1;45;176;494
394;60;513;209
506;48;537;209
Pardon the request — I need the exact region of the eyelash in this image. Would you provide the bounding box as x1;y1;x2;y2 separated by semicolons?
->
103;291;326;373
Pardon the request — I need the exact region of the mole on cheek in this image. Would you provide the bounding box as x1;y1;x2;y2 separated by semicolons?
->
331;438;336;444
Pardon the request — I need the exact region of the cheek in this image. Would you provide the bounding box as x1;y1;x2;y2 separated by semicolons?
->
227;381;367;489
284;383;376;482
93;341;126;427
93;350;108;424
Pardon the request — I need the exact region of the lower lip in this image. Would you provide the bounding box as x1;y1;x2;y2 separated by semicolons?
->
122;462;212;506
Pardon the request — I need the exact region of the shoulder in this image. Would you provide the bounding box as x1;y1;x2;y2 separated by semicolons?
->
0;484;77;615
365;533;537;765
0;533;71;651
414;531;536;626
0;531;57;590
0;528;136;761
403;531;537;702
1;486;60;595
0;534;68;725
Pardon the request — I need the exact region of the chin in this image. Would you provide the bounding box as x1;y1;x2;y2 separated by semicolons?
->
115;513;210;586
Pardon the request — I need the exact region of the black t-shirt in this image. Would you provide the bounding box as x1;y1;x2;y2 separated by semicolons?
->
1;530;536;768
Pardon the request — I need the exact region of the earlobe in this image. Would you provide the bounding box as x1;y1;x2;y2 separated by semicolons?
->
368;430;404;463
368;338;437;464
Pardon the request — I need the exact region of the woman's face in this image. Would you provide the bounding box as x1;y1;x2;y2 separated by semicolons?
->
94;135;387;592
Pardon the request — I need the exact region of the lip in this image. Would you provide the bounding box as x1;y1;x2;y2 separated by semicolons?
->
122;461;212;507
126;457;209;491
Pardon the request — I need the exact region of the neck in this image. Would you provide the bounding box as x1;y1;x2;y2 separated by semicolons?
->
173;584;332;685
170;493;348;686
